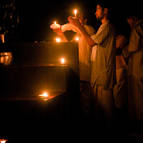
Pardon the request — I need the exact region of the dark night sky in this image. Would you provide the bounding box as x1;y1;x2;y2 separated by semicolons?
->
14;0;142;42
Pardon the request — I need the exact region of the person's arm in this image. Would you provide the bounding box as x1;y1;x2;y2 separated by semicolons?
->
68;16;95;47
61;23;78;32
128;26;141;53
116;35;128;56
55;29;68;42
122;26;141;59
91;23;110;46
50;24;68;42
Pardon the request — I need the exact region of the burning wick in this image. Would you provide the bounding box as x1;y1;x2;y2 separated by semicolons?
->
39;92;49;98
39;91;49;101
60;58;65;64
73;9;78;17
55;37;61;43
0;139;8;143
75;36;79;41
51;20;61;29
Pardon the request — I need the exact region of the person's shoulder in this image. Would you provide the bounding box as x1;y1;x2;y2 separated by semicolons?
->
84;25;94;30
134;19;143;36
101;21;111;29
84;25;95;35
133;19;143;29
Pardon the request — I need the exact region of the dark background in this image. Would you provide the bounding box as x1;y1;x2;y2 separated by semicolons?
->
13;0;142;42
0;0;143;141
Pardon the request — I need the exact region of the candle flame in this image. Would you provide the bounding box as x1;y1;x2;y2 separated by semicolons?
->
0;139;8;143
38;91;49;101
75;36;79;41
39;92;49;97
55;37;61;43
73;9;78;17
1;141;6;143
54;21;57;24
60;58;65;64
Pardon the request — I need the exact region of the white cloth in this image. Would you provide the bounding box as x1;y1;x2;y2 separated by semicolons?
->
91;45;97;62
90;21;116;89
127;20;143;79
124;19;143;120
61;23;95;81
61;23;78;32
50;23;61;29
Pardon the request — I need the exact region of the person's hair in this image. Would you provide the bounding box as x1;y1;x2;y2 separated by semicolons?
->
126;15;141;21
96;0;111;19
96;0;110;9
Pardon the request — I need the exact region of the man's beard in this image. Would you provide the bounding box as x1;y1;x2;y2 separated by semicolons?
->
96;14;104;21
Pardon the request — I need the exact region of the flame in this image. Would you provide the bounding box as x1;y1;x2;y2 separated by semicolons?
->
38;91;49;101
60;58;65;64
0;139;7;143
75;36;79;41
73;9;78;17
55;37;61;43
54;21;57;24
39;92;49;98
1;141;6;143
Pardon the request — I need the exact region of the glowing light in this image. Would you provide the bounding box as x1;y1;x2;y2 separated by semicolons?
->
60;58;65;64
39;92;49;101
73;9;78;17
50;21;61;29
39;91;49;101
39;92;49;97
75;36;79;41
0;139;8;143
39;92;49;98
55;37;61;43
1;141;6;143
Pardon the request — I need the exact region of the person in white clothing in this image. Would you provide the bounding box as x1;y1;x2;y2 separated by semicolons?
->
68;1;116;128
123;15;143;121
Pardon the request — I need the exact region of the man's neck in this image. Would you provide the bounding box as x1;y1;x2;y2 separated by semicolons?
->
101;17;108;24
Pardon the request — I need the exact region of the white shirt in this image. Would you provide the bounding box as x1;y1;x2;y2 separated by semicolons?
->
61;23;95;81
91;21;116;89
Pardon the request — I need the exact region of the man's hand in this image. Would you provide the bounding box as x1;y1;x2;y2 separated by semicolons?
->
50;23;61;29
50;23;63;35
67;16;82;28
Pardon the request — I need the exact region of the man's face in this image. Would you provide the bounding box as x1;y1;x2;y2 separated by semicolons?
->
127;17;137;29
95;4;104;21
